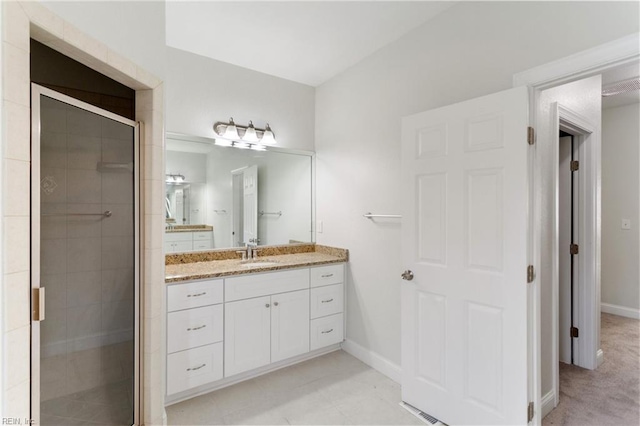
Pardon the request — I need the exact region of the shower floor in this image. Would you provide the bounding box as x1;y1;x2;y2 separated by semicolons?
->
41;378;134;425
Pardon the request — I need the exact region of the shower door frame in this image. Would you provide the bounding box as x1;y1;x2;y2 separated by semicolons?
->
30;83;141;426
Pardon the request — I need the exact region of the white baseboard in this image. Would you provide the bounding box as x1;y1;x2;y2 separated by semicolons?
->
601;302;640;319
341;339;402;384
597;348;604;367
541;389;556;419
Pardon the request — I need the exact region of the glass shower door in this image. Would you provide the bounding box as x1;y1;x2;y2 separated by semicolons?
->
31;84;139;426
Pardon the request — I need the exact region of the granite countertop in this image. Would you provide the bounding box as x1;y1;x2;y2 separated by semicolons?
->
165;224;213;233
165;244;348;283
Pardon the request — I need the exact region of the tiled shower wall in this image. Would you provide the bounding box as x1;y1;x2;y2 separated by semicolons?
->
39;96;135;401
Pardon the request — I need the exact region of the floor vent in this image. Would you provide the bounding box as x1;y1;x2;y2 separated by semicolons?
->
400;402;448;425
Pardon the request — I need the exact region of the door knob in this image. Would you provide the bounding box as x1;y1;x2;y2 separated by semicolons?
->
401;270;414;281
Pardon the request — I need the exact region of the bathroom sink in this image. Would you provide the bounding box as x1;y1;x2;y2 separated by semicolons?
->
240;260;280;268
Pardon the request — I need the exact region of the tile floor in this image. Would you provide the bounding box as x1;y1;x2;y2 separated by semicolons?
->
166;350;424;425
41;378;134;425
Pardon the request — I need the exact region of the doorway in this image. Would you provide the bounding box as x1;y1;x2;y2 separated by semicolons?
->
558;131;582;367
31;84;140;425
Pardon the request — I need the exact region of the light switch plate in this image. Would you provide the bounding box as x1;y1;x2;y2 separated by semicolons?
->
622;219;631;230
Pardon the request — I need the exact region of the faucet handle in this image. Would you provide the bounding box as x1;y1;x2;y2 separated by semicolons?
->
252;249;260;260
236;250;247;261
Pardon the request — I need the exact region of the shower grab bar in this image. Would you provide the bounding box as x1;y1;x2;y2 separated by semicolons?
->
363;212;402;219
259;211;282;217
42;210;112;218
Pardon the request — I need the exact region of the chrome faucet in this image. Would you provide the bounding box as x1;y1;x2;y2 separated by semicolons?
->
246;238;260;261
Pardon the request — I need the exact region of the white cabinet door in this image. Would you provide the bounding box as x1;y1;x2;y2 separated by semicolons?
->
224;296;271;377
401;87;529;425
271;289;310;363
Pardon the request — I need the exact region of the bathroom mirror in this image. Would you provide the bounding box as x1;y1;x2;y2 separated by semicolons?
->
165;132;314;251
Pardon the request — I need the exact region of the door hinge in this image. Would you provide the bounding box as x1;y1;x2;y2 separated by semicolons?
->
571;326;579;338
570;244;579;255
570;160;580;172
527;127;535;145
527;265;535;283
33;287;46;321
527;401;534;423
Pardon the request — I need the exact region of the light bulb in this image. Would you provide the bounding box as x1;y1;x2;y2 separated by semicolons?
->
222;117;240;140
251;144;266;151
260;123;277;145
242;120;260;142
234;141;250;149
215;139;233;147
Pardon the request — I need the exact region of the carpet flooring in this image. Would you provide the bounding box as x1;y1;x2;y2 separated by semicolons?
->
543;313;640;426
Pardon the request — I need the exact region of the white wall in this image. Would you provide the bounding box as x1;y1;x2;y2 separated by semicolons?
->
166;151;207;183
602;103;640;312
315;0;639;371
41;1;166;78
165;47;315;152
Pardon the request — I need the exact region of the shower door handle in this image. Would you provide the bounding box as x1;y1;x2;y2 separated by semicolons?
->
33;287;45;321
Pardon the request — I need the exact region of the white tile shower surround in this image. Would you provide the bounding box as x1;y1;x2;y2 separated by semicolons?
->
166;350;423;426
2;2;166;424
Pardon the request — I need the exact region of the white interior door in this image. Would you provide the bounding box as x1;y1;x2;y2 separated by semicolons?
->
243;165;258;244
401;86;530;425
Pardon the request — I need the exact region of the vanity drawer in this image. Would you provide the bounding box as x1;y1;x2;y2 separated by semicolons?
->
168;305;223;354
165;232;193;242
168;279;224;312
310;283;343;319
225;268;310;302
193;231;213;241
167;342;223;395
310;264;344;288
193;240;213;250
310;313;344;351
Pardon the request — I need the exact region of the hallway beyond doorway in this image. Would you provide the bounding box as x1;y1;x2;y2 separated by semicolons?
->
544;313;640;425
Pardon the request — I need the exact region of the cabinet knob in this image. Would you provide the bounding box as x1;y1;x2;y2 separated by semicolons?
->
274;302;279;306
265;303;270;308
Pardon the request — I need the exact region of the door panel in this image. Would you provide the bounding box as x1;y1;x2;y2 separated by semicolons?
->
224;296;271;377
243;165;258;244
271;289;310;362
31;84;138;425
401;86;530;425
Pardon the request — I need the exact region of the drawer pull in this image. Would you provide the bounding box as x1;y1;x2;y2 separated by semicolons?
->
187;292;207;298
321;274;334;278
321;328;334;334
187;325;207;331
187;363;206;372
321;298;334;303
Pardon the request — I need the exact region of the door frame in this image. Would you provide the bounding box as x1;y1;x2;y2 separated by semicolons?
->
30;84;141;425
513;32;640;424
552;104;598;405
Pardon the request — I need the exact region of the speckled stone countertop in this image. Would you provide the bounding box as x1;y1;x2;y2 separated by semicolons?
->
165;224;213;233
165;244;348;283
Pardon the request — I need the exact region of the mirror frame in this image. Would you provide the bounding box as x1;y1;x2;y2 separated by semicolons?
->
165;131;316;250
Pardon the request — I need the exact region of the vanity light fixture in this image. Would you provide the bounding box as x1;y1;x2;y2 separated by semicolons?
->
213;117;277;150
165;173;185;184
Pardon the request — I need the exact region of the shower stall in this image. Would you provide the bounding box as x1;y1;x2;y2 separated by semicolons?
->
31;84;140;425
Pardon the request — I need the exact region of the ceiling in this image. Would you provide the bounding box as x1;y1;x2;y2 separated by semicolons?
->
602;61;640;109
166;1;455;87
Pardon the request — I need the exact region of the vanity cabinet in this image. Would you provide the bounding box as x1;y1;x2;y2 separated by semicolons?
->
166;279;224;395
165;230;213;253
166;263;345;401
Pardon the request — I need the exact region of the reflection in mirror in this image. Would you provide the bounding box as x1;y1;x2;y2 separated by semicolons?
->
165;133;314;252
